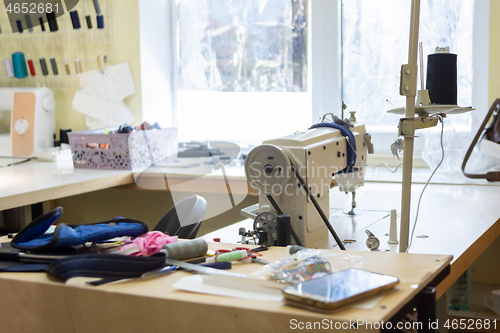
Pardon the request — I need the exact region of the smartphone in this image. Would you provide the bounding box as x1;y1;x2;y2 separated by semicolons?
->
282;268;399;311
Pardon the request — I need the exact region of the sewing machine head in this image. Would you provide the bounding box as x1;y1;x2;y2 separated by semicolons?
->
243;122;373;248
0;87;56;157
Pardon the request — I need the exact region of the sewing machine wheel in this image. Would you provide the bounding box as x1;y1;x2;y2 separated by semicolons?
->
245;144;292;195
253;211;278;245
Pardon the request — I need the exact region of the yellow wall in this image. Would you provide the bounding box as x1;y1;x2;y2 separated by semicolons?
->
0;0;142;137
489;0;500;104
55;0;142;136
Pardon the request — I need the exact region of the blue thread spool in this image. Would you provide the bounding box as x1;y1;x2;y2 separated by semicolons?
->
12;52;28;79
96;15;104;29
70;11;81;29
16;20;23;33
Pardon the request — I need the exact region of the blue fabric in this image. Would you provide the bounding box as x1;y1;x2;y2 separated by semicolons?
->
15;213;62;244
11;207;148;250
15;223;145;248
309;123;357;171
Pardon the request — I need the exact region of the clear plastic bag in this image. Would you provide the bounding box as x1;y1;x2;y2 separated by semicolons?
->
423;130;500;175
251;248;363;284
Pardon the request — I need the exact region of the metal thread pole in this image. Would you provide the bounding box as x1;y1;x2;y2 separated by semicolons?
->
399;0;421;252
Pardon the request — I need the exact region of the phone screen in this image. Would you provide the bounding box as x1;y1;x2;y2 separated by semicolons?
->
283;268;399;309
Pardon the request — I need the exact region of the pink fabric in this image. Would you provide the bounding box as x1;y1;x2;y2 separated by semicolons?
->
119;231;178;257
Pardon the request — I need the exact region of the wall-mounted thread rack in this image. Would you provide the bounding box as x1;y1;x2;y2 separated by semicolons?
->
0;0;112;90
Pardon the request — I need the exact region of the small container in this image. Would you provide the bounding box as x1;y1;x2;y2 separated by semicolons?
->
449;267;472;311
68;127;178;170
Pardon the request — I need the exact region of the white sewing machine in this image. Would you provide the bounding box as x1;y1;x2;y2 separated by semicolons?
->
243;122;373;248
0;87;56;157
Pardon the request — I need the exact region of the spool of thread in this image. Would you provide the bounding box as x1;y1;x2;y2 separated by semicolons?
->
161;238;208;260
75;59;83;74
46;12;59;32
426;51;457;105
50;57;59;75
12;52;28;79
97;55;105;71
3;59;14;78
206;250;247;263
16;20;23;33
96;15;104;29
277;214;291;246
65;63;71;75
70;10;81;29
39;58;49;76
27;58;36;76
287;245;307;255
93;0;102;14
85;15;93;29
60;129;72;144
39;16;46;31
388;209;399;244
25;14;33;32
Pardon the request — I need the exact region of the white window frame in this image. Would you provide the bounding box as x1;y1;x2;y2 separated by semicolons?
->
139;0;490;157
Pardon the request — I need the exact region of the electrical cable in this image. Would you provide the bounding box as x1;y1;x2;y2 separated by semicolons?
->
405;114;445;253
290;162;346;250
366;163;404;174
0;156;37;167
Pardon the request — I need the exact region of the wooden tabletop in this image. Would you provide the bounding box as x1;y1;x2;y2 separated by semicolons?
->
203;182;500;300
0;242;451;333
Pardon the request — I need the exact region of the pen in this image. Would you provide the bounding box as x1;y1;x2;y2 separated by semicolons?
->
141;265;178;279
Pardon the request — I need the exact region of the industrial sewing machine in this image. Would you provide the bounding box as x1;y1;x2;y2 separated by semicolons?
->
242;117;374;248
0;87;56;157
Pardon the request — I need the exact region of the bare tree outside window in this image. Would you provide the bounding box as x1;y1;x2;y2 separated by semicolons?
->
179;0;308;93
342;0;473;129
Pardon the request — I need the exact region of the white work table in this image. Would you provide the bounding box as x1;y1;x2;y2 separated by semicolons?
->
0;158;252;212
0;160;134;212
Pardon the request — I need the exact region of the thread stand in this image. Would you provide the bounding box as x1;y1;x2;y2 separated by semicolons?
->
0;0;112;90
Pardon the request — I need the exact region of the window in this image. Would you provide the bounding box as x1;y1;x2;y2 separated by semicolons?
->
342;0;473;130
339;0;489;155
140;0;489;152
177;0;310;143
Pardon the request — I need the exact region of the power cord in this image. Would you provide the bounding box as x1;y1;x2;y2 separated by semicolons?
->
405;114;445;253
366;162;404;173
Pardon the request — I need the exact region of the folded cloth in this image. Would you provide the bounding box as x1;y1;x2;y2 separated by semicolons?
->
11;207;148;251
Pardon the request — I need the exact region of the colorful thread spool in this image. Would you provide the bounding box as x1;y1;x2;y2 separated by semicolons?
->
50;57;59;76
3;58;14;78
12;52;28;79
25;14;33;32
206;250;248;263
46;12;58;32
93;0;102;14
39;57;49;76
426;50;458;105
161;238;208;260
16;20;23;33
39;16;46;31
96;15;104;29
27;57;36;76
70;11;81;29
